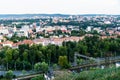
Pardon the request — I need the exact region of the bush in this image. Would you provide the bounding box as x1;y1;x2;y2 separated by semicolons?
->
34;62;48;73
53;64;57;70
31;74;45;80
58;56;70;69
5;70;14;79
22;70;26;75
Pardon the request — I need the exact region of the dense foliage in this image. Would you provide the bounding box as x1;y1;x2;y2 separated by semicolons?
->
34;62;48;73
0;36;120;70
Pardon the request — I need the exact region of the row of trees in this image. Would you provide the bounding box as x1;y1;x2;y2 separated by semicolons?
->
0;36;120;70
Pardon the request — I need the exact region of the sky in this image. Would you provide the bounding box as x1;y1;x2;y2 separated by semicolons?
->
0;0;120;14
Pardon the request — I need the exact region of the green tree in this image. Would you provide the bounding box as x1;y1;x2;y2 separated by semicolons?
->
29;44;38;70
58;56;69;68
5;70;14;79
47;44;57;63
12;49;19;70
36;51;44;62
5;48;13;70
23;50;28;61
34;62;48;73
58;46;67;56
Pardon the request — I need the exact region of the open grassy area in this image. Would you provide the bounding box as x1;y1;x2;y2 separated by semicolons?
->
54;67;120;80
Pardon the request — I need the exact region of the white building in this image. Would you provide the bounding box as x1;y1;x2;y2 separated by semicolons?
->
20;25;30;32
2;41;13;47
36;26;41;32
18;25;30;37
16;31;28;37
0;29;9;34
0;35;3;42
13;26;17;33
86;26;93;32
104;21;111;24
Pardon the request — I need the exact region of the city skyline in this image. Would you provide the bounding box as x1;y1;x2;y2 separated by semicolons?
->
0;0;120;15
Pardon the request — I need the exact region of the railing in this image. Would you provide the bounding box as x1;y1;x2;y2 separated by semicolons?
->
70;58;120;70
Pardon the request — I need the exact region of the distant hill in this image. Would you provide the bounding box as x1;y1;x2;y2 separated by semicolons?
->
0;14;70;18
0;14;119;18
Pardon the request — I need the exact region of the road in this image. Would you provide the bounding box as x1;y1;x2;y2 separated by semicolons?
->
0;70;36;76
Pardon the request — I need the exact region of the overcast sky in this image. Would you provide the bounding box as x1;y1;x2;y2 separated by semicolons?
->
0;0;120;14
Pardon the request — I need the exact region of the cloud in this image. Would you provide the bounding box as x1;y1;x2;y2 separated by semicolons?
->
0;0;119;14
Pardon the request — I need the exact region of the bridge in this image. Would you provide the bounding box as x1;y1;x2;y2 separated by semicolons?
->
13;68;54;80
70;52;120;72
73;52;101;66
13;74;41;80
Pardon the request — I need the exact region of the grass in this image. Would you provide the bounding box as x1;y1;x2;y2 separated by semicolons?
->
53;67;120;80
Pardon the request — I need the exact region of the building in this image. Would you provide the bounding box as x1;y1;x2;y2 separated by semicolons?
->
2;41;13;47
86;26;93;32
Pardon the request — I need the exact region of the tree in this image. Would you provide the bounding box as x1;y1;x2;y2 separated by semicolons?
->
58;56;70;68
36;51;44;62
19;44;29;54
76;43;88;55
5;70;14;79
34;62;48;73
47;44;57;63
29;44;38;70
58;46;67;56
23;50;28;61
12;49;19;70
5;48;13;70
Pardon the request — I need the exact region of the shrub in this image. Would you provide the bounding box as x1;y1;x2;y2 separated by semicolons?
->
5;70;14;79
31;74;45;80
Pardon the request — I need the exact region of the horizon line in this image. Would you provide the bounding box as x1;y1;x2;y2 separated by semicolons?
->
0;13;119;15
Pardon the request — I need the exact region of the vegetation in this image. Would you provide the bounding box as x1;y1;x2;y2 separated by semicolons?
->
54;67;120;80
5;34;28;43
71;30;86;36
34;62;48;73
31;74;45;80
0;36;120;70
58;56;70;68
5;70;14;79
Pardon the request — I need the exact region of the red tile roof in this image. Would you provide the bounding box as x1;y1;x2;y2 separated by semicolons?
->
22;40;34;45
2;41;13;45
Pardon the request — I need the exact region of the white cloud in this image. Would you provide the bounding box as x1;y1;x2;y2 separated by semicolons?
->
0;0;119;14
